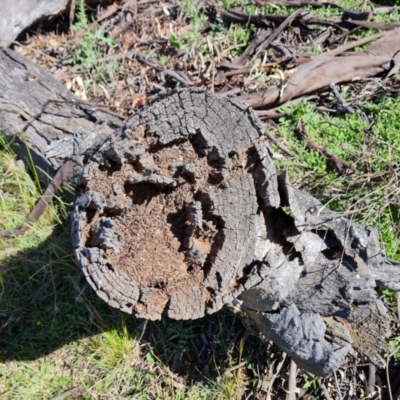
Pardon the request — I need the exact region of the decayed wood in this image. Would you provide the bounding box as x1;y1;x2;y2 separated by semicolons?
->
69;88;400;377
71;88;280;320
1;47;399;377
237;172;393;375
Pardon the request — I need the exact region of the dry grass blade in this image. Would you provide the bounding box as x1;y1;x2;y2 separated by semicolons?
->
386;345;400;400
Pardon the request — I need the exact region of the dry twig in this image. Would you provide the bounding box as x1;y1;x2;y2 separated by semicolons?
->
266;352;287;400
296;119;349;174
368;363;377;396
318;380;333;400
329;83;355;114
237;28;400;109
386;345;400;400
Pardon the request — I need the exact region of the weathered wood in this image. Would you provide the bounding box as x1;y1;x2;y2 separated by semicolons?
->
70;88;400;376
71;89;278;319
0;47;122;187
237;173;392;375
0;0;69;47
0;0;114;48
1;48;399;377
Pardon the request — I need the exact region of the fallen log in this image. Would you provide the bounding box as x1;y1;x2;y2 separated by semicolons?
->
69;88;400;376
0;0;114;48
1;47;399;377
0;0;69;47
0;46;122;188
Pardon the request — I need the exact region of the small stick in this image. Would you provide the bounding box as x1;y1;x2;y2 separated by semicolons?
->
49;387;83;400
373;6;400;13
367;363;377;396
262;129;295;158
296;119;349;174
334;371;344;400
318;380;333;400
254;8;304;58
329;83;355;114
0;161;75;237
266;352;287;400
323;31;386;57
386;345;400;400
92;50;192;86
397;292;400;321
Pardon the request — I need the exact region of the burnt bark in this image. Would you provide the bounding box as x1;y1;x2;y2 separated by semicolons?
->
1;48;399;377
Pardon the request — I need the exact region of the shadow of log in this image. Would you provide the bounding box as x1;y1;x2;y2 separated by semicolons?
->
0;226;276;387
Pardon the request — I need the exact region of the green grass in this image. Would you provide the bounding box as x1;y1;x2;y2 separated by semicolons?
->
169;0;207;53
274;95;400;262
68;0;117;100
69;0;115;69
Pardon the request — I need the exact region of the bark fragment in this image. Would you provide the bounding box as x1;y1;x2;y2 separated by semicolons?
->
237;28;400;109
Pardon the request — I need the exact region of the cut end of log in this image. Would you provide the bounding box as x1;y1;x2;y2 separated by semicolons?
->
70;88;397;376
71;89;279;321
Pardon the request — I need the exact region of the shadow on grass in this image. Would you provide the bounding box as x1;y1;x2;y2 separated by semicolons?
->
0;224;272;382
